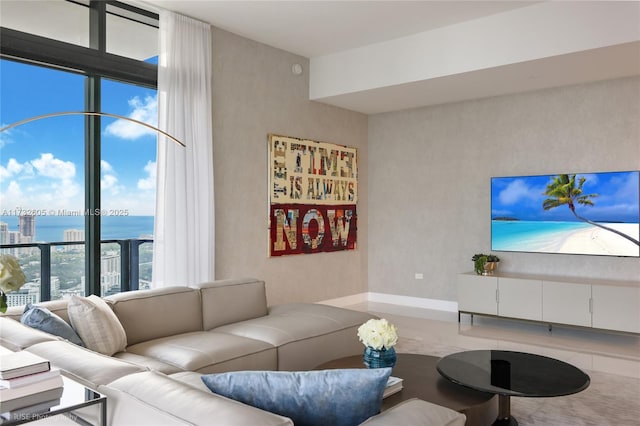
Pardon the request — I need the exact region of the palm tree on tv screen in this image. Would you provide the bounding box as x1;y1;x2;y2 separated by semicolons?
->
542;174;639;246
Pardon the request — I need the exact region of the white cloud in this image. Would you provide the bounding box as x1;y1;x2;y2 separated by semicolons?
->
100;160;125;195
101;174;119;192
7;158;24;175
5;180;23;199
101;160;114;173
1;153;82;211
498;179;534;205
99;160;156;215
0;158;33;181
104;95;158;140
52;179;81;200
31;153;75;180
137;160;156;190
1;177;82;212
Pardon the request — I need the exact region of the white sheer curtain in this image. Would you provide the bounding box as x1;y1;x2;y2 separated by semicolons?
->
152;11;214;287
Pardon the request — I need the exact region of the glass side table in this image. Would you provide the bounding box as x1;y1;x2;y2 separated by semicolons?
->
437;350;590;426
1;374;106;426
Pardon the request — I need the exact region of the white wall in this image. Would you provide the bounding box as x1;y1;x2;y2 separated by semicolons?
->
368;77;640;302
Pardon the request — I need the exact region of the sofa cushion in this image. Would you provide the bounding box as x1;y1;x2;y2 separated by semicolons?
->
106;371;293;426
107;286;202;346
125;331;277;373
0;317;59;351
219;303;374;346
201;367;392;426
360;398;467;426
214;303;375;370
21;303;85;347
26;341;146;388
192;279;269;330
68;295;127;356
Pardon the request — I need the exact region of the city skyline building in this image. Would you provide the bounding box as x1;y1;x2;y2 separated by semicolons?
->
19;214;35;238
0;222;7;244
64;228;85;252
0;221;28;256
64;229;85;241
101;252;121;296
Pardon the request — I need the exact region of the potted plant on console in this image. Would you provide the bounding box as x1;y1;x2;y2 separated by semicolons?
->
472;253;500;276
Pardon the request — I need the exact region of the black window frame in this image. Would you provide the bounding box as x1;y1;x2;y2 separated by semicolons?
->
0;0;158;297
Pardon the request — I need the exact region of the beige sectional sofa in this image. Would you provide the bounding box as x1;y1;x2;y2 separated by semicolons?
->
0;278;466;426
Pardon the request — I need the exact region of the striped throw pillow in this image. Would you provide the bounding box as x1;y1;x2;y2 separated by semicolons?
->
68;295;127;356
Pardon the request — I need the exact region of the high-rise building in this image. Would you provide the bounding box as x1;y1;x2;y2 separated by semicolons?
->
4;230;23;256
63;229;85;251
64;229;84;242
50;276;61;299
18;214;35;239
101;252;121;295
6;289;39;307
0;221;8;244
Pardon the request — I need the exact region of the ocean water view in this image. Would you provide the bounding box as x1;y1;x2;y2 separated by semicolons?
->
0;215;154;242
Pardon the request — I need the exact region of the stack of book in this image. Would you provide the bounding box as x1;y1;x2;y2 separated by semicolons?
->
0;352;64;418
383;375;403;398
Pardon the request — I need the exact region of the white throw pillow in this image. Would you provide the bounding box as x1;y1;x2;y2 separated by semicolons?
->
68;295;127;356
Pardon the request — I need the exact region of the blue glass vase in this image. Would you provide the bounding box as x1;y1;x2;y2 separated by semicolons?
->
363;346;397;368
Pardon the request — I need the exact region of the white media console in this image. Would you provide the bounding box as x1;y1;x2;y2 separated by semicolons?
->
457;272;640;334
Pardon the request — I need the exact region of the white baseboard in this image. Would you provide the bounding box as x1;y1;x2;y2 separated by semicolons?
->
319;293;369;307
368;292;458;312
320;292;458;313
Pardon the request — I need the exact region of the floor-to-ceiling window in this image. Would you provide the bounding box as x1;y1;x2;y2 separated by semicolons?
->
0;0;158;304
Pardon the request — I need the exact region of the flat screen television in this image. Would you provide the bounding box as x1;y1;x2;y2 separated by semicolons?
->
491;171;640;257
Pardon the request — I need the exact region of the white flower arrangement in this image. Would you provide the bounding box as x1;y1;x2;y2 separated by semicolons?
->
0;254;26;313
357;318;398;351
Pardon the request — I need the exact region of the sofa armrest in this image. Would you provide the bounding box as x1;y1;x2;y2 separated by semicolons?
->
26;341;146;388
192;278;268;329
105;371;293;426
360;398;466;426
0;317;60;351
2;299;70;323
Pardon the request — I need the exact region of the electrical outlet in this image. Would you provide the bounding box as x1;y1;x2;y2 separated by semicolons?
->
414;273;424;280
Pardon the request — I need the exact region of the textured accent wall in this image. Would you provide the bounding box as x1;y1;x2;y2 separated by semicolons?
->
212;28;368;305
368;77;640;301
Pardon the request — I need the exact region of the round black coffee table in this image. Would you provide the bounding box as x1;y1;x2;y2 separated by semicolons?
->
317;353;497;426
437;350;590;426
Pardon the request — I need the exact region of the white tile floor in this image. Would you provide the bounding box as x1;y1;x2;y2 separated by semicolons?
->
348;301;640;379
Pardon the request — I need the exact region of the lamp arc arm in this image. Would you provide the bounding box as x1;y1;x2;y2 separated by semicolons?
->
0;111;186;147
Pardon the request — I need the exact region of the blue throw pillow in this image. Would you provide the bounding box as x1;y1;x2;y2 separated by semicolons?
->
201;367;392;426
21;303;85;347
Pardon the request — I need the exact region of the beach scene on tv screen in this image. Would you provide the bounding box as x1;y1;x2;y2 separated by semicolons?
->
491;171;640;257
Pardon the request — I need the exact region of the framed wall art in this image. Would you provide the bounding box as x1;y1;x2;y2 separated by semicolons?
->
268;134;357;256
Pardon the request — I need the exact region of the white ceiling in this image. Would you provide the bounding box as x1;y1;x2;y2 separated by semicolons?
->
139;1;640;114
140;1;537;57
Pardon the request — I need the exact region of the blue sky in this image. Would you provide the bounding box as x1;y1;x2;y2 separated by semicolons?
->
0;59;157;215
491;171;640;223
